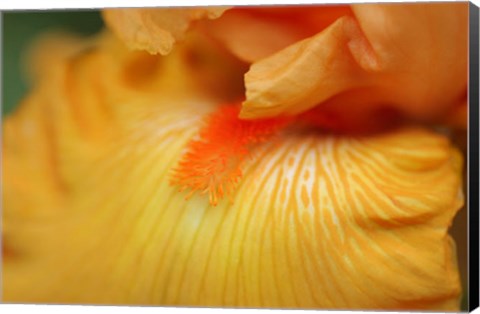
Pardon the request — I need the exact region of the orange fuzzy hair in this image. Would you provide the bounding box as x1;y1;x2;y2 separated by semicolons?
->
171;104;291;206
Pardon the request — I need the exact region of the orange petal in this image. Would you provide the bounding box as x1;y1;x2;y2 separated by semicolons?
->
203;5;352;63
241;15;378;119
441;99;468;130
102;6;229;55
241;3;468;123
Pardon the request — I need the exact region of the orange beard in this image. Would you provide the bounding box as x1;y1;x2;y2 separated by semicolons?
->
171;104;291;205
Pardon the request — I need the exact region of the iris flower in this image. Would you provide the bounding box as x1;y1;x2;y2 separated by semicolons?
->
2;2;467;311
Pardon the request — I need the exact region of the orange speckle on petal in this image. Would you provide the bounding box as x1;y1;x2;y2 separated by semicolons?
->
171;103;291;205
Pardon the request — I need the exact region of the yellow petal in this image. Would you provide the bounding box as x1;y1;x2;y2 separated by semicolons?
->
3;32;462;311
102;6;229;55
241;3;468;122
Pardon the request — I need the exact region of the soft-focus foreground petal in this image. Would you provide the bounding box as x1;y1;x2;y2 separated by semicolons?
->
3;32;463;310
241;3;468;122
102;6;229;55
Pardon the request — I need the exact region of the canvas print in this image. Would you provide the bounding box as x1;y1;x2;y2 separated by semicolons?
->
1;2;470;311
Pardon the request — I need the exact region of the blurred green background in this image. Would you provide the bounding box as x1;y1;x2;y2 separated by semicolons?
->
2;10;104;115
